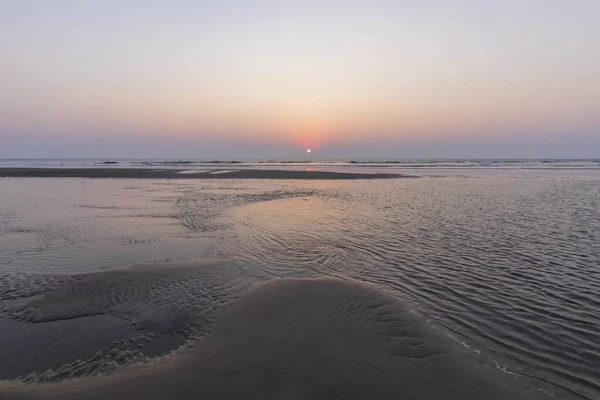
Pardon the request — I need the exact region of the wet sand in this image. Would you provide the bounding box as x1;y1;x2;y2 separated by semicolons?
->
0;168;407;180
0;315;182;382
2;277;548;399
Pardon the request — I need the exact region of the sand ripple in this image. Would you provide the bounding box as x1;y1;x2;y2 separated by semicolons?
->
0;261;267;383
1;277;547;400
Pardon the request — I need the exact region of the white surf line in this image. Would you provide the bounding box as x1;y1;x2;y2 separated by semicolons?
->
178;170;210;174
209;170;238;174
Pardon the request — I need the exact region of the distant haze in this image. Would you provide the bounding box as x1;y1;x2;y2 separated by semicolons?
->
1;1;599;159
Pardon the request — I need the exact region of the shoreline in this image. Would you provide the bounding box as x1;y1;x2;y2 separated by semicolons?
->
1;276;548;399
0;168;409;180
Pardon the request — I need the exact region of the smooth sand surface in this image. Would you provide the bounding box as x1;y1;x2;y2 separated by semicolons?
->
0;168;407;180
2;277;548;400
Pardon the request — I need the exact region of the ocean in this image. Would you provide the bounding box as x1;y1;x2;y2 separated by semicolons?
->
0;162;598;399
0;158;599;170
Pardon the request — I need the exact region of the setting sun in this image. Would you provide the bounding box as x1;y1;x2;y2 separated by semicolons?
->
307;149;311;153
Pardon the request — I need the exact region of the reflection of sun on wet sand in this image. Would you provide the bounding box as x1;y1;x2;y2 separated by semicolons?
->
177;170;210;174
3;276;548;399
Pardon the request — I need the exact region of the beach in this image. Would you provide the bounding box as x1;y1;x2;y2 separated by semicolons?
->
1;273;546;399
0;172;598;399
2;0;599;396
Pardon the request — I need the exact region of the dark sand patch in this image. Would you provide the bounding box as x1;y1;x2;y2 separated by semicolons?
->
3;277;548;399
0;315;180;381
0;168;408;180
0;261;265;386
1;261;260;339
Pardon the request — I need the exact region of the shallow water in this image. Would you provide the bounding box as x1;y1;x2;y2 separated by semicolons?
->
0;174;599;399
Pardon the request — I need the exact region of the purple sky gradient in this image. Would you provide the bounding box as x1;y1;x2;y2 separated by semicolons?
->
1;1;598;159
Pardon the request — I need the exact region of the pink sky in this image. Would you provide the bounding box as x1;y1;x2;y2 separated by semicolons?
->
1;1;599;158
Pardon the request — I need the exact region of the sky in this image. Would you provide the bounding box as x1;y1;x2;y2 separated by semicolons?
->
1;0;599;159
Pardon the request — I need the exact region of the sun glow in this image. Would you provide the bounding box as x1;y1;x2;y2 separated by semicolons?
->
306;149;311;153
